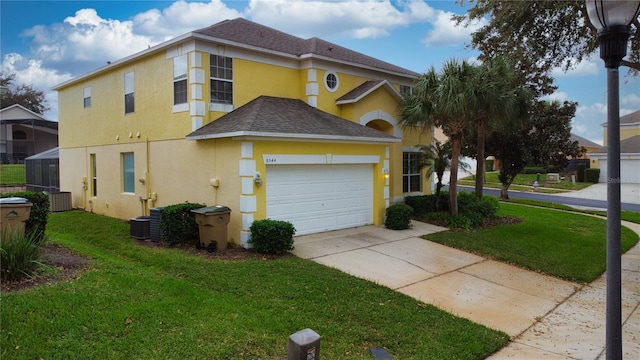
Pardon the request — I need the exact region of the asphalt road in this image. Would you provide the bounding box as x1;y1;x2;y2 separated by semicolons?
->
447;185;640;213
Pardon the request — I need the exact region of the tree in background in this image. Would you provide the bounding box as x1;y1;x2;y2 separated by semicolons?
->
486;100;585;199
0;73;49;115
400;59;476;216
455;1;640;95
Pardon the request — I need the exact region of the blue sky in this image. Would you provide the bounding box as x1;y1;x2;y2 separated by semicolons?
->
1;0;638;145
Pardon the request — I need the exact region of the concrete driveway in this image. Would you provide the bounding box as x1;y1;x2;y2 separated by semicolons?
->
292;220;640;359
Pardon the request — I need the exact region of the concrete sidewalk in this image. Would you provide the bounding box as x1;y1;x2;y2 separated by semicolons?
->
292;220;640;359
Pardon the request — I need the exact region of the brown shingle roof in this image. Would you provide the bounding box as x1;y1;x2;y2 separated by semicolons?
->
621;110;640;125
592;135;640;154
186;96;400;142
336;79;402;104
570;133;600;148
194;18;419;77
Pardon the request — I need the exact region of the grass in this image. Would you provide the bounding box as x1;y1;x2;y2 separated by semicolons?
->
458;172;593;193
1;211;508;360
425;202;639;283
504;198;640;224
0;164;26;185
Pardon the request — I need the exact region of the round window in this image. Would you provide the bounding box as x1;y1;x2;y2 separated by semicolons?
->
324;71;339;92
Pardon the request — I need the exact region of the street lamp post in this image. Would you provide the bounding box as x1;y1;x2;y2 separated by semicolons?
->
585;1;640;359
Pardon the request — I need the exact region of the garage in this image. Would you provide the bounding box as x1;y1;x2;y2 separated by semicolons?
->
266;164;373;235
598;159;640;184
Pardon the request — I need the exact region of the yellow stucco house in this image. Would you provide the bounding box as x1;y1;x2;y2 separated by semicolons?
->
53;18;431;246
589;109;640;184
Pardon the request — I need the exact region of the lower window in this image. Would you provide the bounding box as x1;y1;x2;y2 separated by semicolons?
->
403;152;421;193
122;153;135;193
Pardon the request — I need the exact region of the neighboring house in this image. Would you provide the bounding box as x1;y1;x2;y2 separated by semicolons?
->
0;104;59;164
25;147;60;193
589;109;640;184
570;133;601;158
53;18;431;246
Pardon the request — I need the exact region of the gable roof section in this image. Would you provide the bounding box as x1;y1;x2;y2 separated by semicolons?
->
186;95;400;143
621;110;640;125
601;109;640;127
0;104;46;121
194;19;418;78
336;79;402;105
570;133;600;148
591;135;640;155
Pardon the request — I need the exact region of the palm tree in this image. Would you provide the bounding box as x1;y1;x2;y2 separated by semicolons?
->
468;58;531;199
417;140;470;211
400;59;476;216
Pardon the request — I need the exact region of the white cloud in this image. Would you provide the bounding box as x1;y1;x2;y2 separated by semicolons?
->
621;93;640;109
133;0;242;40
541;91;569;103
422;11;486;47
246;0;435;39
551;58;599;77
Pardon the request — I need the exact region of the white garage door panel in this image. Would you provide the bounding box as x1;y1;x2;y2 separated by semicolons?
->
267;164;373;235
599;159;640;184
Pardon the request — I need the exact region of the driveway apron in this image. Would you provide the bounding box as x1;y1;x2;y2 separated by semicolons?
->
292;220;640;359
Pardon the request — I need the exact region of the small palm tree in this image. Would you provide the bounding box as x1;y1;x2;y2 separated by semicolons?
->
417;140;471;211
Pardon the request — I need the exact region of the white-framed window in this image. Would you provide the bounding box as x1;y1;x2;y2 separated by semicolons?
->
90;153;97;197
122;152;135;193
173;55;187;105
324;71;339;92
403;152;421;193
83;86;91;108
210;55;233;105
400;85;412;97
124;72;134;114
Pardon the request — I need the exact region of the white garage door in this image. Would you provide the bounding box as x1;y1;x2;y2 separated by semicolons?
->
266;164;373;235
598;159;640;184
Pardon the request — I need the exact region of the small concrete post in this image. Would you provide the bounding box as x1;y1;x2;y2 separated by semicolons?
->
533;181;539;192
288;328;321;360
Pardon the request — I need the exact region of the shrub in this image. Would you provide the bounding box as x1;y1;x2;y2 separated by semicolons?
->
249;219;295;254
160;202;206;245
521;167;546;174
585;168;601;183
457;191;500;227
576;164;586;182
404;192;449;215
385;203;413;230
1;191;49;244
419;212;472;231
1;228;42;281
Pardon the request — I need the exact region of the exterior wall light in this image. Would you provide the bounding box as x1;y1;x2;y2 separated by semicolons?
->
584;1;640;358
254;172;263;186
382;168;389;179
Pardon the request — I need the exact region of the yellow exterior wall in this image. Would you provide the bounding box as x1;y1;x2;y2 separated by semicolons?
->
603;127;640;146
56;36;427;246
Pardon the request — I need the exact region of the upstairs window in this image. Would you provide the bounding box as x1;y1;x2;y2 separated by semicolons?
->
173;55;187;105
324;71;339;92
210;55;233;105
124;72;134;114
400;85;412;97
83;86;91;108
403;152;421;193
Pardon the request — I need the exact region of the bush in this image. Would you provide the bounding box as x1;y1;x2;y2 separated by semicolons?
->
160;202;206;245
457;191;500;227
404;192;449;215
576;164;586;182
1;228;42;281
585;168;601;183
385;203;413;230
249;219;295;254
1;191;49;244
521;167;546;174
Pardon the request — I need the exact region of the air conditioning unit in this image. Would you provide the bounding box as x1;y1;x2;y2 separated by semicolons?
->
130;216;151;240
49;192;72;212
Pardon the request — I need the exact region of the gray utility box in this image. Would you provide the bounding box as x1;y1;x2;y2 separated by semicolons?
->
288;328;321;360
191;205;231;252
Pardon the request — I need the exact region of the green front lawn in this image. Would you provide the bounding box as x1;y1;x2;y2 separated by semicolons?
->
1;211;508;359
0;164;26;185
458;172;593;193
425;203;639;283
